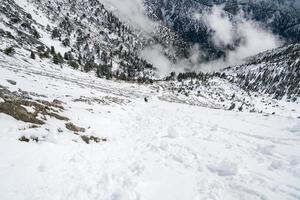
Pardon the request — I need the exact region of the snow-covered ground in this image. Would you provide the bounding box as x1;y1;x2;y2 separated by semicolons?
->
0;52;300;200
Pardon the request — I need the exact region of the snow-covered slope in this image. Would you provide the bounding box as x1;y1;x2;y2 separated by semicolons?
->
0;0;158;80
0;46;300;200
223;43;300;100
0;0;300;199
0;0;194;79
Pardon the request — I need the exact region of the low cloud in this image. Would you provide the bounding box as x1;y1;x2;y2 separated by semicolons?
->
203;6;234;47
140;45;174;76
99;0;156;32
100;1;283;76
139;4;283;75
195;5;283;72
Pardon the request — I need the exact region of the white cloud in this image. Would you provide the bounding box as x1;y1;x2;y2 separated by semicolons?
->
99;1;282;75
99;0;156;32
198;5;283;72
202;5;234;47
140;45;175;76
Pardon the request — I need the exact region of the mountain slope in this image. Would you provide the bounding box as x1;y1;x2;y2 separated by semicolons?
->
0;1;300;198
144;0;300;59
223;43;300;100
0;0;157;81
1;0;299;101
0;49;300;200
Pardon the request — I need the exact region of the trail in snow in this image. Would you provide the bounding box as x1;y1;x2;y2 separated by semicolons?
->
0;53;300;200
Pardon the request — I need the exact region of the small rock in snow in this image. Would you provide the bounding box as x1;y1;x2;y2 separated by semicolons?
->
6;79;16;85
228;103;236;111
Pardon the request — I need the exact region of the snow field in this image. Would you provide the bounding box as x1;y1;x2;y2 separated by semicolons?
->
0;52;300;200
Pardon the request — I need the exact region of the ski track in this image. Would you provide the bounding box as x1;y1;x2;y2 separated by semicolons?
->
0;54;300;200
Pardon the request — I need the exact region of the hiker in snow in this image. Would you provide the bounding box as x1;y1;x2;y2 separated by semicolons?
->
144;97;148;102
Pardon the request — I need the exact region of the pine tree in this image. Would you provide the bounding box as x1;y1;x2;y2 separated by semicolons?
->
57;53;63;63
30;51;36;59
4;47;15;56
50;46;55;55
53;54;59;64
51;27;60;39
53;52;64;64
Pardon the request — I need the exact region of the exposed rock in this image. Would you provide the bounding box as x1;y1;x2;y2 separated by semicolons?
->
73;96;130;105
81;135;106;144
0;86;68;124
19;136;30;142
37;100;64;110
53;99;64;105
30;136;39;142
19;135;39;143
228;103;236;111
28;124;39;129
238;104;243;112
46;112;69;121
6;79;16;85
65;122;85;133
0;101;44;124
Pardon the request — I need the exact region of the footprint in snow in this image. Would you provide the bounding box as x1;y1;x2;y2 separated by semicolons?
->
257;145;275;156
269;160;283;170
288;156;300;166
207;160;238;176
38;164;46;173
166;126;179;139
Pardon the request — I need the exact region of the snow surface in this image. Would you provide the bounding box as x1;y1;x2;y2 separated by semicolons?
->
0;52;300;200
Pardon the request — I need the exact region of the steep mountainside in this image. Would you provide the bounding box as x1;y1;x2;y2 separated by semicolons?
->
235;0;300;42
223;43;300;100
0;0;159;81
0;0;195;80
145;0;217;59
144;0;300;59
0;0;298;101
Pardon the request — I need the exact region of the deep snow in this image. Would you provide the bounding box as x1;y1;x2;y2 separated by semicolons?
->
0;51;300;200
